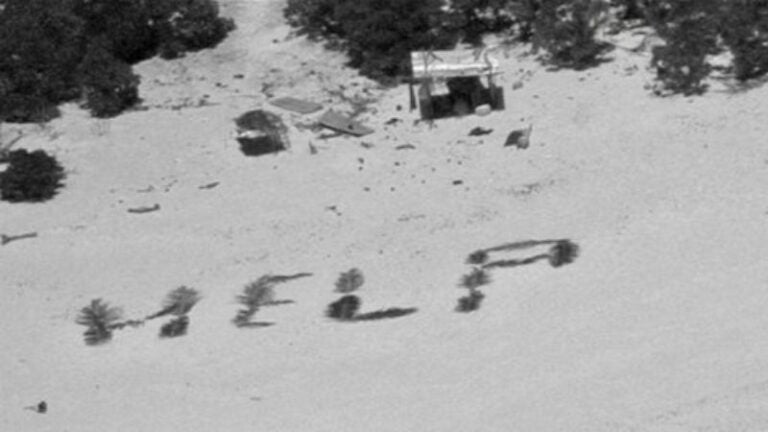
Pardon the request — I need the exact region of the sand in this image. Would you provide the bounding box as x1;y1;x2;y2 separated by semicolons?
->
3;1;768;431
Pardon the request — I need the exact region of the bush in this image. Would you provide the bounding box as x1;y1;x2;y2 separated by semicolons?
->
645;0;722;95
720;1;768;81
157;0;236;54
450;0;516;45
283;0;345;42
507;0;542;42
532;0;609;69
327;294;360;320
0;149;65;202
78;38;141;118
159;315;190;338
0;95;60;123
285;0;458;80
0;0;84;122
0;0;233;122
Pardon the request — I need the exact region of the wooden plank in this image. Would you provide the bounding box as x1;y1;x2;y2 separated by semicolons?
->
269;97;323;114
318;110;374;137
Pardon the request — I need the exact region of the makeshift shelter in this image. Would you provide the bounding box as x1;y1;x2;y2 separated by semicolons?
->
234;110;289;156
410;48;504;120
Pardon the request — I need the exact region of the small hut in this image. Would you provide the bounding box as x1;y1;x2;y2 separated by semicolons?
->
410;48;504;120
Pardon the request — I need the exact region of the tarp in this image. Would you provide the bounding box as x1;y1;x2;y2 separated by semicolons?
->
411;48;501;80
234;110;289;156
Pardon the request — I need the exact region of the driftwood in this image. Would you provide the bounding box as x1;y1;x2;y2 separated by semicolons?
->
198;182;220;190
127;204;160;214
1;232;38;246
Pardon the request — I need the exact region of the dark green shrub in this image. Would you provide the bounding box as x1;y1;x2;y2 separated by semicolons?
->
0;0;85;122
507;0;542;42
327;294;360;320
532;0;609;69
0;149;65;202
71;0;158;64
0;95;60;123
720;1;768;81
157;0;235;53
284;0;345;43
285;0;459;80
78;38;141;118
0;0;233;122
645;0;722;95
612;0;644;20
449;0;515;45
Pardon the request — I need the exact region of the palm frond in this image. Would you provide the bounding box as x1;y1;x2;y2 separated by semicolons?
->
335;268;364;294
460;268;490;290
76;299;123;346
156;286;201;318
76;299;123;328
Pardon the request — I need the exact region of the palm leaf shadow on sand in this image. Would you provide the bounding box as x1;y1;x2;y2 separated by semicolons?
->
353;307;418;321
233;273;311;328
234;321;275;328
470;239;580;269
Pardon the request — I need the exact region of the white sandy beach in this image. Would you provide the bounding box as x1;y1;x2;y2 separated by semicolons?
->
3;1;768;431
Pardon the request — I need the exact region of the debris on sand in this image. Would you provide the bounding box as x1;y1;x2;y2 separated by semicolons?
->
24;401;46;414
395;144;415;150
504;124;533;149
269;97;323;114
198;182;220;190
127;204;160;214
318;110;374;137
235;110;289;156
469;127;493;136
1;231;38;246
